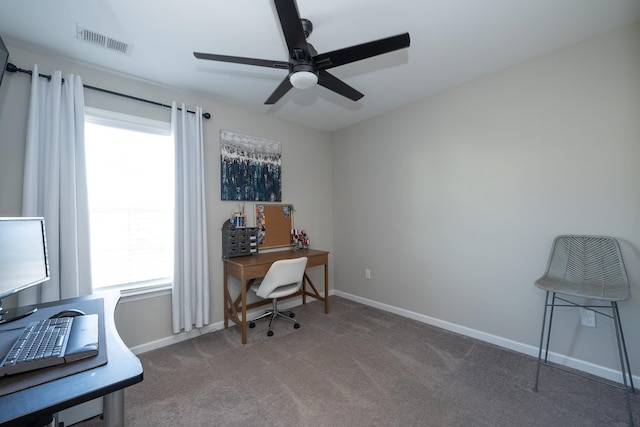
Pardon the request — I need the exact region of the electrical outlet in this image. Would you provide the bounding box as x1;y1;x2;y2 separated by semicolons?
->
365;269;371;280
580;308;596;328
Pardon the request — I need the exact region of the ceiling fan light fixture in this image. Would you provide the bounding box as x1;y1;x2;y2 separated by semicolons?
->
290;70;318;89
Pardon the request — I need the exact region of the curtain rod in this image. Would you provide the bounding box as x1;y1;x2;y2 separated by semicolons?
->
5;63;211;119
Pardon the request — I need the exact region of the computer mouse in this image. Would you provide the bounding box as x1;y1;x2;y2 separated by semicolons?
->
49;308;85;319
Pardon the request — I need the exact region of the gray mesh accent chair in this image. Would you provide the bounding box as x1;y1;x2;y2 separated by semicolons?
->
248;257;308;337
533;235;635;426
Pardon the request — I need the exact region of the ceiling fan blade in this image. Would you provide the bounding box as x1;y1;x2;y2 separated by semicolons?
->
317;70;364;102
194;52;289;69
314;33;410;70
264;75;294;104
274;0;310;58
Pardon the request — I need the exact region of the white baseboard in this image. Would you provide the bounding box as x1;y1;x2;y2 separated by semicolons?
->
333;290;638;386
128;292;335;355
130;289;634;386
129;322;224;355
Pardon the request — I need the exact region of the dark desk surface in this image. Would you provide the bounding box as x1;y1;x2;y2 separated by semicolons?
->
0;292;143;427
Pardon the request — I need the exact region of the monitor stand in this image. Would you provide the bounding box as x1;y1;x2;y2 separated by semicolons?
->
0;301;37;324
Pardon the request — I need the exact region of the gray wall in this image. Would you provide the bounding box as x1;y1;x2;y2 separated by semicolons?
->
0;45;334;348
1;22;639;381
331;22;640;378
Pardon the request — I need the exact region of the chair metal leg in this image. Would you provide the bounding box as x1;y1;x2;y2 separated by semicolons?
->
251;298;299;336
270;299;298;324
534;294;635;426
534;291;551;392
278;309;294;317
613;301;635;393
612;302;635;426
267;307;277;328
544;292;557;363
250;310;275;323
248;303;277;331
275;310;298;324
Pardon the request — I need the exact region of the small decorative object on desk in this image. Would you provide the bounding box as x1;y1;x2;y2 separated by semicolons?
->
232;203;246;227
232;212;245;227
291;229;309;250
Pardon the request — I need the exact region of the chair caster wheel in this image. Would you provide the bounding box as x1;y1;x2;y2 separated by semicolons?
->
249;322;256;329
289;313;295;318
267;330;274;337
294;323;300;329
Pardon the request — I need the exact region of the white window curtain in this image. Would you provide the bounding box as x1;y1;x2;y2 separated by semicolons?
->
20;65;92;304
171;102;210;333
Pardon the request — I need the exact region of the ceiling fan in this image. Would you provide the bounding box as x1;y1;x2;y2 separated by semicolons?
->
194;0;410;105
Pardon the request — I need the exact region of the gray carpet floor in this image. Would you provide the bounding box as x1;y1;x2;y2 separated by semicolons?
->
76;296;639;426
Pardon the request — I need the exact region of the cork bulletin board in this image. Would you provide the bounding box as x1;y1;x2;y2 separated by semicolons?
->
255;203;293;249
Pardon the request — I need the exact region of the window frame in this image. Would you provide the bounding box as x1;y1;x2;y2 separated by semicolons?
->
84;107;174;297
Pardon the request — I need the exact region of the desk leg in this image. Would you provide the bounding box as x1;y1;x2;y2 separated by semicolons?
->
241;274;248;344
223;262;229;329
103;390;124;427
302;272;308;305
324;262;329;314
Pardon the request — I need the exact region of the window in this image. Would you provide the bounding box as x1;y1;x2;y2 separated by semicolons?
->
84;108;174;292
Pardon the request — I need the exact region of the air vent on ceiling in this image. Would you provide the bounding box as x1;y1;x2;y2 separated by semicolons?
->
76;24;133;56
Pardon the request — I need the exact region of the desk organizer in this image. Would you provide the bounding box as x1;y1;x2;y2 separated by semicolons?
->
222;221;258;258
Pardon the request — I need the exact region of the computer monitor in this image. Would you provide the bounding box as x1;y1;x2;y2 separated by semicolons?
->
0;217;50;324
0;34;9;88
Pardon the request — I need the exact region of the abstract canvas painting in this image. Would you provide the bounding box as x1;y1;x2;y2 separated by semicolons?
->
220;130;282;201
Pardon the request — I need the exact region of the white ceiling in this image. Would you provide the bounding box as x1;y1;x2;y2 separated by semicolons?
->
1;0;639;132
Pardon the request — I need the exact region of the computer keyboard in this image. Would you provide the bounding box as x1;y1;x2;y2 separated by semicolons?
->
0;314;99;377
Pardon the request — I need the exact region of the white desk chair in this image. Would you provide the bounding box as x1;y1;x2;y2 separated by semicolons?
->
248;257;308;337
533;235;634;426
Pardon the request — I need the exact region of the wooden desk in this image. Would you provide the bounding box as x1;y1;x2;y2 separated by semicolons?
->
223;248;329;344
0;292;143;427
